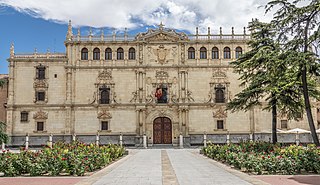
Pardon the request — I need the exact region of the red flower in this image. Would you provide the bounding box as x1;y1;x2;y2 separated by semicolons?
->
62;157;67;161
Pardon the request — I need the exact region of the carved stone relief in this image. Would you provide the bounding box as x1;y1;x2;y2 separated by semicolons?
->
213;107;227;118
33;79;48;89
153;45;170;65
97;109;112;120
33;110;48;120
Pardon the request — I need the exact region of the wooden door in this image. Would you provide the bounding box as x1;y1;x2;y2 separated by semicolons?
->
153;117;172;144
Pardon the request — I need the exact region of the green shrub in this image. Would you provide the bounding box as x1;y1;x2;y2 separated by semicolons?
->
0;141;126;176
203;141;320;175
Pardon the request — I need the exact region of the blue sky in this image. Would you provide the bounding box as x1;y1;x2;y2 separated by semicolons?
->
0;6;67;74
0;0;270;74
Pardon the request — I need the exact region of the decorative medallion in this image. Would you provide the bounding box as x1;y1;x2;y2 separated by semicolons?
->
212;68;227;78
155;70;169;81
96;70;114;85
211;68;229;84
33;79;48;88
153;45;170;64
213;107;227;118
97;109;112;119
33;110;48;120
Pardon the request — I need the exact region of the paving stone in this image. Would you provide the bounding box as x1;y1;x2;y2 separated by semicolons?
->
77;149;260;185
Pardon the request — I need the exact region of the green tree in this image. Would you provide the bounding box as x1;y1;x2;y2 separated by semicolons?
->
266;0;320;145
0;79;4;88
228;19;305;143
0;121;8;145
0;80;8;145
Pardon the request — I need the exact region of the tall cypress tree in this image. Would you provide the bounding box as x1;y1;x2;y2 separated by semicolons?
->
266;0;320;145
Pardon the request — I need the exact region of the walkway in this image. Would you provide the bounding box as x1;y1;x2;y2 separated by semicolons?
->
76;149;266;185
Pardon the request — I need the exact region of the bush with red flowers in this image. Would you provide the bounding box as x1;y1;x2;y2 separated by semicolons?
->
0;141;126;176
202;141;320;175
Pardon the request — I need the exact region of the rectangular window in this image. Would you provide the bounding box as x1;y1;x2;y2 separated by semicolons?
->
37;122;44;131
20;112;29;122
36;91;45;101
217;120;224;129
215;85;226;103
37;67;46;79
281;120;288;129
101;121;109;130
99;87;110;104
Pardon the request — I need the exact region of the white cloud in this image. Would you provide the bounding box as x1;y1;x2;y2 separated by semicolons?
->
0;0;272;34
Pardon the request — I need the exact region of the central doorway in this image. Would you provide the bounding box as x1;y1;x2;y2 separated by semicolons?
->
153;117;172;144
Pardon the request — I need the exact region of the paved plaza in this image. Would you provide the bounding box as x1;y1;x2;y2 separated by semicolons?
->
75;149;267;185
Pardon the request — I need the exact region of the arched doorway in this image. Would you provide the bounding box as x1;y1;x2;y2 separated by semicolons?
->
153;117;172;144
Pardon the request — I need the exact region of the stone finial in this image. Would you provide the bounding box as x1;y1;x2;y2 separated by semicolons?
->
10;42;14;58
112;28;116;35
124;27;127;35
243;27;246;35
66;20;73;40
77;28;80;36
159;22;165;30
89;27;92;36
196;27;199;35
34;48;37;54
219;27;222;35
100;28;104;36
232;27;234;35
208;27;210;35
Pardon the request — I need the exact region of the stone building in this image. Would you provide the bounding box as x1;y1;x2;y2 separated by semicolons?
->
0;74;8;123
5;21;317;146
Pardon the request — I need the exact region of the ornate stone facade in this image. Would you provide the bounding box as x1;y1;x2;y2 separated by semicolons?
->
5;22;318;146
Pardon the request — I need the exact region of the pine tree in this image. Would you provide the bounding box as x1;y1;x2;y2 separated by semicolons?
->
228;19;305;143
266;0;320;145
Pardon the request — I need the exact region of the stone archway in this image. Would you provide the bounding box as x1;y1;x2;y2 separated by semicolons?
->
153;117;172;144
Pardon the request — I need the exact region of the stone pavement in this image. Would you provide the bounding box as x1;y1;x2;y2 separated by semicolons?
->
76;149;267;185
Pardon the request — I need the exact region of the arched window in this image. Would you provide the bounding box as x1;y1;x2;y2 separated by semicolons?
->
188;47;195;59
99;87;110;104
200;47;207;59
235;47;242;59
212;47;219;59
105;48;112;60
117;47;124;60
93;48;100;60
128;47;135;60
81;48;88;60
215;85;225;103
223;47;231;59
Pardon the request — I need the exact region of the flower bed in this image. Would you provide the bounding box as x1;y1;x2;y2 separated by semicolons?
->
202;141;320;175
0;141;126;176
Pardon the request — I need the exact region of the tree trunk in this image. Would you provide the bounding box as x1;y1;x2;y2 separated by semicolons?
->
302;18;320;146
301;67;320;146
271;94;277;144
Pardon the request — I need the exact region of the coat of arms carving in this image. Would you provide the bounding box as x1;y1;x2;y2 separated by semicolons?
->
153;45;170;64
97;109;112;120
213;107;227;118
33;110;48;120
